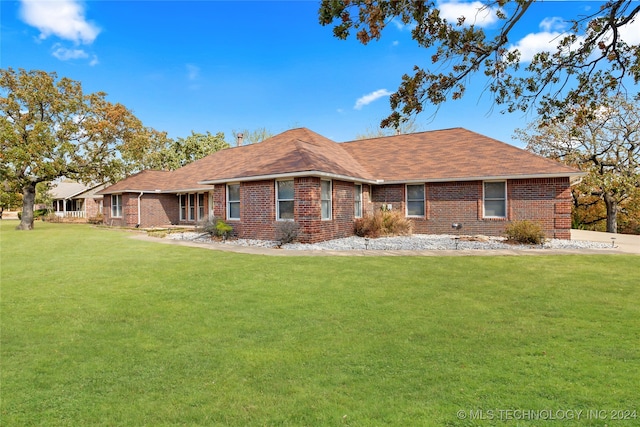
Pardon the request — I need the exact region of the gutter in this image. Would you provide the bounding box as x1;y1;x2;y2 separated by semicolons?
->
136;192;143;228
378;172;587;185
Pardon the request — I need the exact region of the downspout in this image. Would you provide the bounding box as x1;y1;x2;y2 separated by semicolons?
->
136;192;143;228
210;185;215;218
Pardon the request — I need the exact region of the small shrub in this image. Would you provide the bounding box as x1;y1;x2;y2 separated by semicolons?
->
353;216;371;237
45;213;62;223
354;210;412;238
197;216;233;238
34;209;49;218
215;220;233;238
274;221;300;244
88;213;104;224
505;220;546;245
381;210;412;236
196;215;219;235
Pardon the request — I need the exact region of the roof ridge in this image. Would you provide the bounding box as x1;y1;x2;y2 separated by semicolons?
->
341;127;466;144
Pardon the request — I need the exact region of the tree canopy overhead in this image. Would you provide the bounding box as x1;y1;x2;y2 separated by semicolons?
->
130;130;230;172
319;0;640;128
0;68;152;229
516;95;640;233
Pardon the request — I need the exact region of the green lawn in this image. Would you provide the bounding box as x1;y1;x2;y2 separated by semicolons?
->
1;221;639;426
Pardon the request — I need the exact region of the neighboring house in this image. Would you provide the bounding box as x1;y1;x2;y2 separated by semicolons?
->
50;180;105;219
97;128;584;242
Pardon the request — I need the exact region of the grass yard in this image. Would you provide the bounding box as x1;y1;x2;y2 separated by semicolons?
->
1;221;639;426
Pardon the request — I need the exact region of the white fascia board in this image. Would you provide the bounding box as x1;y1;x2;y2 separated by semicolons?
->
99;186;214;195
198;171;378;185
66;183;105;199
381;172;587;185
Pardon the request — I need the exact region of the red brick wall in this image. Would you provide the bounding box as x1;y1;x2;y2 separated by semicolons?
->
85;198;102;218
103;194;124;227
102;193;180;228
213;186;226;219
415;181;487;235
371;184;404;212
208;178;361;243
236;180;276;240
102;177;572;240
295;178;356;243
509;178;572;239
295;177;321;243
381;178;572;239
141;194;180;227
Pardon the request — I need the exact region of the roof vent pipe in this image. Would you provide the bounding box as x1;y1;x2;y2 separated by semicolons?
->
236;133;244;147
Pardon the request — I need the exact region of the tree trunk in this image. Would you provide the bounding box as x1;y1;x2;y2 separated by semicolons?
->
17;182;37;230
603;192;617;233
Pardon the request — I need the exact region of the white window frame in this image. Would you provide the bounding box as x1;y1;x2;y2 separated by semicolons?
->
179;194;187;221
276;180;295;221
483;181;507;218
111;194;122;218
406;184;425;217
197;193;205;220
321;180;332;220
354;184;362;218
227;184;240;221
188;193;196;221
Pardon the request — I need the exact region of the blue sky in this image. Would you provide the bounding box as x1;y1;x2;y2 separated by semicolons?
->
2;1;639;147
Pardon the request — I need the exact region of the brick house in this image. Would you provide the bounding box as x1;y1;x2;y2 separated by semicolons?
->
97;127;583;242
49;180;105;219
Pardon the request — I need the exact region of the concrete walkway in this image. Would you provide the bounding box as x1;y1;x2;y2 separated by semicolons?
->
131;230;639;257
570;229;640;254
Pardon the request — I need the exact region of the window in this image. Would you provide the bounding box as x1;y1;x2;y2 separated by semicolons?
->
276;180;294;220
484;181;507;218
179;193;205;221
406;184;425;216
227;184;240;220
354;184;362;218
188;194;196;221
111;194;122;218
321;180;332;220
198;193;205;220
179;194;187;221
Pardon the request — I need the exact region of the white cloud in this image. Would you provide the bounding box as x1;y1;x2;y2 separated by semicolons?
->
539;17;566;32
438;0;500;27
618;16;640;44
89;55;99;66
510;31;563;62
186;64;200;81
19;0;100;44
509;19;583;63
390;18;406;31
354;89;392;110
52;44;88;60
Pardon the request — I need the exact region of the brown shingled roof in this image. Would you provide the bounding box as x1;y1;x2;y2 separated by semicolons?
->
342;128;580;182
196;127;373;184
99;127;582;194
97;170;174;195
